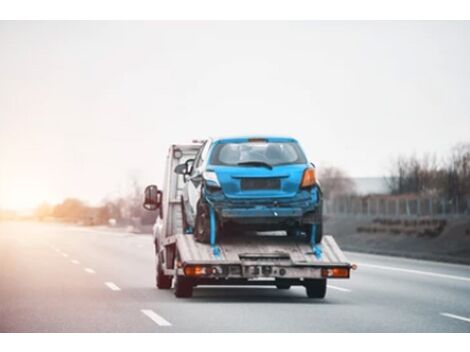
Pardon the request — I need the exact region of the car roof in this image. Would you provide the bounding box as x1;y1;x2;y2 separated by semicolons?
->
211;136;298;144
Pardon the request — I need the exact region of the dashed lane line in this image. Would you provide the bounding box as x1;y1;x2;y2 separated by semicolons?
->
441;313;470;323
105;282;121;291
141;309;172;327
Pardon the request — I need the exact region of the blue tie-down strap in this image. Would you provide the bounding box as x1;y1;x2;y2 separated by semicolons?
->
310;224;323;259
209;205;221;257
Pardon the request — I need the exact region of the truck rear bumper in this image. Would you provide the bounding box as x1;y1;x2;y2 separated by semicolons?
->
176;263;351;280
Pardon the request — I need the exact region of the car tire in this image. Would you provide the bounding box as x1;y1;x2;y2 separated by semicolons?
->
304;279;327;299
286;229;298;237
174;275;193;298
305;223;323;244
156;255;172;289
194;200;212;243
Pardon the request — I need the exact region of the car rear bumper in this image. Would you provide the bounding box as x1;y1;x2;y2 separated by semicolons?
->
205;188;322;225
221;207;304;218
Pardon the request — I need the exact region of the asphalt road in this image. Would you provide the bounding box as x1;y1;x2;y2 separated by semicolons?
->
1;221;469;332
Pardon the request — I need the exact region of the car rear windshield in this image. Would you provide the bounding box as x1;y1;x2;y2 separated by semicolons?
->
210;141;307;166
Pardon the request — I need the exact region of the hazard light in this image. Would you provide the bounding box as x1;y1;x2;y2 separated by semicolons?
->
321;267;350;278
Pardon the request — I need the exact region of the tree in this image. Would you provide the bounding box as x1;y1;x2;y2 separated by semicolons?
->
52;198;87;222
35;202;53;221
318;166;356;200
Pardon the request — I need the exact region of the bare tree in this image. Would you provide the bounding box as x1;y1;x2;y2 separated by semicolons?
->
318;166;356;200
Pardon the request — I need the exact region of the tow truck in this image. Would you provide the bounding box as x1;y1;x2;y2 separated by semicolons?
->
143;141;355;298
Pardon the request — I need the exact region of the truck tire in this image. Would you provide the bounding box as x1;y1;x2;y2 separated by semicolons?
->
194;200;211;243
174;275;193;298
304;279;327;298
275;279;291;290
156;257;172;289
305;224;323;244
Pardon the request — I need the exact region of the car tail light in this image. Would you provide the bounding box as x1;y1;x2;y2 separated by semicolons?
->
301;167;316;188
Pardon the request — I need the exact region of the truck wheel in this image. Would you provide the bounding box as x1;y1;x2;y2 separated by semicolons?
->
156;257;172;289
305;224;323;244
304;279;327;298
194;201;211;243
275;279;291;290
174;275;193;298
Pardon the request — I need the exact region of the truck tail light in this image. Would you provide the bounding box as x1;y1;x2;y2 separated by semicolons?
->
321;267;350;278
301;167;316;188
183;265;216;277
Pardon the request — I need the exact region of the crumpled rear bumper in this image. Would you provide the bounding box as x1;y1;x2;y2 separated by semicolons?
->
221;206;304;218
205;188;322;225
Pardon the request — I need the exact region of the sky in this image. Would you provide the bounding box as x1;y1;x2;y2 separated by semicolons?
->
1;21;470;210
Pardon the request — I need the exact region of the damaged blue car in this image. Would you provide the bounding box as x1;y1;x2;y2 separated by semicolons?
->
174;137;323;244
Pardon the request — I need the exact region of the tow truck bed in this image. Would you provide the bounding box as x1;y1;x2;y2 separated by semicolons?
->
168;233;348;266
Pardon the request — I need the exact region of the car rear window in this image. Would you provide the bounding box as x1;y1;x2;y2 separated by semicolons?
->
210;142;307;166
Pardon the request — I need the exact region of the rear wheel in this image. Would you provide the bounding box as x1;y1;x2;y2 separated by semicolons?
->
194;200;216;243
174;275;193;298
286;229;299;237
275;279;291;290
304;279;327;298
156;254;172;289
305;223;323;244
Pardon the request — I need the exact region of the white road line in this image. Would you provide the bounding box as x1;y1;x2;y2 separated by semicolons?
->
359;263;470;283
105;282;121;291
141;309;172;327
327;285;351;292
71;259;80;264
84;268;96;274
441;313;470;323
61;253;69;258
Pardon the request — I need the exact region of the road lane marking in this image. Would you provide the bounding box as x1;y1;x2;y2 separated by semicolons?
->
141;309;172;326
105;282;121;291
71;259;80;264
359;263;470;283
84;268;96;274
62;253;69;258
441;313;470;323
327;285;351;292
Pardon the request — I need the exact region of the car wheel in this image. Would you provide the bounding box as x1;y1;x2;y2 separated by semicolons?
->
286;229;298;237
194;200;212;243
304;279;327;299
305;223;323;244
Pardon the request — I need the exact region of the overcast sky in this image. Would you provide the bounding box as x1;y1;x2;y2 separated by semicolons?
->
1;21;469;210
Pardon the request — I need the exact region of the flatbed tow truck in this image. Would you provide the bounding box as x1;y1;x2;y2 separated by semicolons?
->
144;142;355;298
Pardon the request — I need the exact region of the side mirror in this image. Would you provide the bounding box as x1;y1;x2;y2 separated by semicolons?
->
143;185;162;211
174;158;195;176
174;163;187;175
